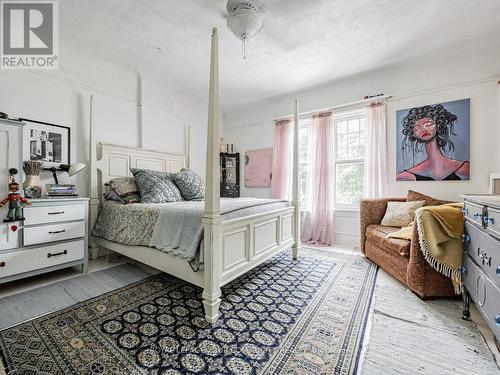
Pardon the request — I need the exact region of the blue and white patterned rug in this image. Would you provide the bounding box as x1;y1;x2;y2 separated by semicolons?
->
0;248;377;374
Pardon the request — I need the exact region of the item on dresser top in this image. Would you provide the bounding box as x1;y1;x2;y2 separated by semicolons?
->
415;202;464;293
22;161;43;199
0;111;8;119
0;169;31;222
380;200;425;227
131;168;183;203
172;169;205;201
461;194;500;348
44;162;86;185
45;184;78;198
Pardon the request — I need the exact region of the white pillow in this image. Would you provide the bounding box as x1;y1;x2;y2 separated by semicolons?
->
381;201;425;227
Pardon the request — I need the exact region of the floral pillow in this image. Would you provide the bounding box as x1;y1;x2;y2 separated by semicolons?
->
381;201;425;227
172;169;205;201
105;177;140;204
131;168;183;203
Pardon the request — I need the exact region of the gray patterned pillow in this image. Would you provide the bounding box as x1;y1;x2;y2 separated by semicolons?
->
105;177;140;204
172;168;205;201
131;168;183;203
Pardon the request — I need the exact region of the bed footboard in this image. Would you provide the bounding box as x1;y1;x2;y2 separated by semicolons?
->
220;207;295;285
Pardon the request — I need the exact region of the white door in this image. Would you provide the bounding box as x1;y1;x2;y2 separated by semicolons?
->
0;120;23;250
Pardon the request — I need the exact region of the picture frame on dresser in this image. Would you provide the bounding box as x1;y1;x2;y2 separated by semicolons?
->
20;118;70;167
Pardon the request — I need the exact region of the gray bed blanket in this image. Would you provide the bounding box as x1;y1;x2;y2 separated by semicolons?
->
149;198;290;263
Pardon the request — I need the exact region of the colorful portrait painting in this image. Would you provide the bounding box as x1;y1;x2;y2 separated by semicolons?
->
396;98;470;181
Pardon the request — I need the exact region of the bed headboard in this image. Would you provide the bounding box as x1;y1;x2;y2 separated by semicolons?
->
97;143;186;183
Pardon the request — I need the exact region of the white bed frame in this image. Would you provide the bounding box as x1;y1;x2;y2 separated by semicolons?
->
89;28;301;323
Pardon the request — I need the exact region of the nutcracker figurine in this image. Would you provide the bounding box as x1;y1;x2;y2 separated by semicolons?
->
0;168;31;222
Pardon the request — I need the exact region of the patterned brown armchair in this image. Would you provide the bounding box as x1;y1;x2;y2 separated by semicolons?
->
360;197;455;299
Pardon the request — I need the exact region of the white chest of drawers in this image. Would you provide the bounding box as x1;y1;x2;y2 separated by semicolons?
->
0;198;89;284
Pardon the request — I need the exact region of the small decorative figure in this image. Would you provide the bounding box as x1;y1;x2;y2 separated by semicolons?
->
0;168;32;222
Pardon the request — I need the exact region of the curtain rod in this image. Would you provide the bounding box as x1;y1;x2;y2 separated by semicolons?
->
272;95;393;121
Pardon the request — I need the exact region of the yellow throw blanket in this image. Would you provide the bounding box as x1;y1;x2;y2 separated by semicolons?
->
415;202;464;293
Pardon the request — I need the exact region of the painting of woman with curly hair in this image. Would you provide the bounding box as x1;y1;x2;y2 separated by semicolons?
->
396;98;470;181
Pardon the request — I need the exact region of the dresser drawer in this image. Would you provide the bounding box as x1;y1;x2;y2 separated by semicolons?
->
24;221;85;246
462;256;500;340
464;221;500;289
24;204;85;226
486;207;500;240
0;240;85;279
463;201;485;227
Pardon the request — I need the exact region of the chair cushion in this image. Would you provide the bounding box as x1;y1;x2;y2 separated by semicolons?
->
406;190;449;206
365;225;411;258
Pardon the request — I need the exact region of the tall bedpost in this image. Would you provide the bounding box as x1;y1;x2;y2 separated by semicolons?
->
202;27;222;323
89;95;100;260
292;98;301;260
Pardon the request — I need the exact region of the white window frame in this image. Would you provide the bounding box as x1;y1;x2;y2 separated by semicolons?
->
332;109;367;210
297;109;367;210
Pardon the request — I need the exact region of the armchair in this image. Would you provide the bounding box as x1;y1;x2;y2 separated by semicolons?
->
360;197;455;299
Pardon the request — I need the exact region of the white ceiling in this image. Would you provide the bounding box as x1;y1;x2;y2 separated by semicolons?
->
61;0;500;110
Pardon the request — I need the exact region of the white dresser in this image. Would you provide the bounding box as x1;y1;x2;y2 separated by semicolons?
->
0;198;89;283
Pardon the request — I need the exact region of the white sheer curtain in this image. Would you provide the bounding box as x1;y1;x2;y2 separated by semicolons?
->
271;119;293;200
301;112;335;245
363;102;388;198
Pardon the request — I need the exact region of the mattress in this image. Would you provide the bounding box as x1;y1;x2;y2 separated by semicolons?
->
92;198;291;260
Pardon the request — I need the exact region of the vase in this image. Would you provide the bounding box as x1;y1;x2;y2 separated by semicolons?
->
23;175;42;199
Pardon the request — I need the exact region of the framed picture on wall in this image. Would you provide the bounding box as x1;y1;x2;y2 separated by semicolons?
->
245;148;273;187
396;98;470;181
20;118;70;167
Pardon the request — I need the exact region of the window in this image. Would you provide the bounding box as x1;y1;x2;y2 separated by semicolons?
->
334;112;367;207
298;110;367;208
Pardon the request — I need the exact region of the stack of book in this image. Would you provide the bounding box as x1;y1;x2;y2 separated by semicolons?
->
45;184;78;198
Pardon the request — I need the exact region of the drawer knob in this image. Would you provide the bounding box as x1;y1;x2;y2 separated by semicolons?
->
485;217;495;225
462;234;470;242
495;315;500;327
462;208;469;215
0;262;5;268
458;266;467;274
47;250;68;258
496;266;500;276
474;213;483;219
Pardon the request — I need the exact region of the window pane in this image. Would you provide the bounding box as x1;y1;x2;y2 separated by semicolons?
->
348;132;361;159
336;134;348;160
335;163;364;206
337;121;348;134
348;119;359;134
299;166;308;203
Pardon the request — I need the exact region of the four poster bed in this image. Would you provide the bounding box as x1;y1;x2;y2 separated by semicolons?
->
89;28;301;323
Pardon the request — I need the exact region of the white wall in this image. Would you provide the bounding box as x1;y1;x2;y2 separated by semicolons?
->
0;44;207;197
223;47;500;247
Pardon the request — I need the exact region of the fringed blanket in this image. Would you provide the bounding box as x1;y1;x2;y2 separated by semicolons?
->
415;202;464;293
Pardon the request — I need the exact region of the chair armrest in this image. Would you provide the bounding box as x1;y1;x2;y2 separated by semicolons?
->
359;197;406;253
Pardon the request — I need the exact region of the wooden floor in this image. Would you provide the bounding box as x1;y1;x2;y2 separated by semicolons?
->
0;250;498;374
0;259;158;329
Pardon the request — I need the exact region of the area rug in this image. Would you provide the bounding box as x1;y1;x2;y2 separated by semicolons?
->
0;248;377;374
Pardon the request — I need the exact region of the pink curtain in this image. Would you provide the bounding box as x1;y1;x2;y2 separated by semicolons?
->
271;119;293;199
363;102;388;198
301;112;334;245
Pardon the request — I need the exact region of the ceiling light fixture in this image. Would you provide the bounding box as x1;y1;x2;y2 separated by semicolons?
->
226;0;266;59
